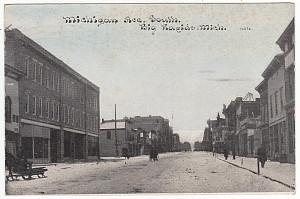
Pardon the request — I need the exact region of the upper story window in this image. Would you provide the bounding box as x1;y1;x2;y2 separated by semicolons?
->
270;95;273;118
279;87;284;112
274;91;278;116
56;103;60;122
39;97;43;117
5;96;12;123
51;101;55;120
46;68;50;89
39;63;43;85
46;99;50;118
56;73;60;92
24;56;30;79
33;96;37;115
52;72;55;90
32;59;37;82
25;94;29;114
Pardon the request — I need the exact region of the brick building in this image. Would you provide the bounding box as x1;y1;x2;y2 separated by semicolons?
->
5;29;100;163
128;116;172;153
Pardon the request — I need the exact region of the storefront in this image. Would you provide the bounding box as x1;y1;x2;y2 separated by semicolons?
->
20;123;51;164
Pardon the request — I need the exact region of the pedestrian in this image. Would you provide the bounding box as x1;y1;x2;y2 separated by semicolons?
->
223;148;228;160
153;148;158;161
257;146;267;168
232;148;236;160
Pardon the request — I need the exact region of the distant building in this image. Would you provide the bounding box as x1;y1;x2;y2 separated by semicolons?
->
128;116;172;153
5;29;100;163
235;97;260;156
172;133;181;152
99;119;133;157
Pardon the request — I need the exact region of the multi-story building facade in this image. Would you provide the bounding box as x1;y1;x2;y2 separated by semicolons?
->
201;126;213;151
5;63;25;157
172;133;181;152
262;54;287;162
255;80;270;157
128;115;172;153
5;29;100;163
276;18;295;163
235;97;260;156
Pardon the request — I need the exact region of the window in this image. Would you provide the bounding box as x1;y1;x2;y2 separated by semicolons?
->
88;136;98;156
107;131;111;139
32;60;37;82
5;96;12;123
62;105;66;123
39;98;43;117
52;72;55;90
56;73;60;92
52;101;55;120
46;69;50;88
264;105;268;122
67;106;70;124
79;111;82;128
24;56;30;78
33;96;37;115
274;91;278;115
39;63;43;85
270;95;273;118
25;94;29;113
46;100;49;118
56;103;60;122
82;112;85;128
87;114;89;129
280;87;284;112
21;137;33;159
62;78;65;95
34;137;49;159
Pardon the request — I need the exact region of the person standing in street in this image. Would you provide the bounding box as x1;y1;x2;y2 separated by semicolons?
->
257;146;267;168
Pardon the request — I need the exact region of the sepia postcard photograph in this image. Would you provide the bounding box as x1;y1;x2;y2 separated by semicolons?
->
3;0;296;196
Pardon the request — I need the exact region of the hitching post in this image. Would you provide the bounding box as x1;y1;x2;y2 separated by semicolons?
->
257;157;260;175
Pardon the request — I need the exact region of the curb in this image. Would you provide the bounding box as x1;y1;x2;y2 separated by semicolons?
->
217;158;295;190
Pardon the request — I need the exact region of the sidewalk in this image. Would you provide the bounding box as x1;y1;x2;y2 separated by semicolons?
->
216;154;295;189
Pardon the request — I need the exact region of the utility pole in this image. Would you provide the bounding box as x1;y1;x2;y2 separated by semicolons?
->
114;104;119;157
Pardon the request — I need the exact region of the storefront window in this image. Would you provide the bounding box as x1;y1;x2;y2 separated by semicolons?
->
64;132;71;157
88;136;98;156
34;137;48;159
21;137;33;159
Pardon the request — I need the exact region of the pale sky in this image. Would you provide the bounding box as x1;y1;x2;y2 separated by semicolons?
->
4;3;294;144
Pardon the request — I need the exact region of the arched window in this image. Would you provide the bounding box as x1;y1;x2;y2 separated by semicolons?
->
5;96;12;123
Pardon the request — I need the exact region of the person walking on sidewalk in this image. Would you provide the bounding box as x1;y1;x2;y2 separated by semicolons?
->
232;147;236;160
223;148;229;160
257;146;267;168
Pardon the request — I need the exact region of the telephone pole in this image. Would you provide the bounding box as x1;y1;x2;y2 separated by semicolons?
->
114;104;119;157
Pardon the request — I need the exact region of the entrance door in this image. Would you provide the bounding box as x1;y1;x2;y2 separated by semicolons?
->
50;130;58;162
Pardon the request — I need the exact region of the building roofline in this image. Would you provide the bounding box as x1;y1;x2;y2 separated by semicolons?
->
6;28;99;91
262;54;284;78
255;79;265;92
276;18;294;48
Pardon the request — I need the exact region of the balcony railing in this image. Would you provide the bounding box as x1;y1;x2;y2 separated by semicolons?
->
285;47;295;69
